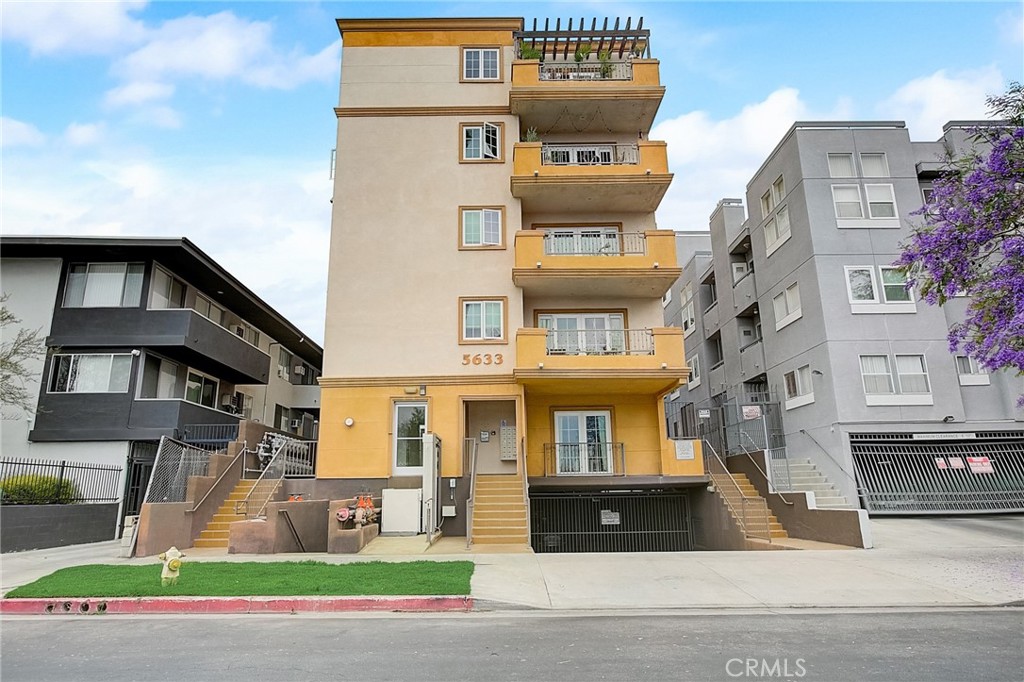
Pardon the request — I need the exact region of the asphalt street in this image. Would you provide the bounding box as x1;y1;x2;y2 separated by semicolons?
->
2;608;1021;682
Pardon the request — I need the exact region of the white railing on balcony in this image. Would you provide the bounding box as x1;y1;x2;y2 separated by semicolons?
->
543;229;647;256
541;143;638;166
545;328;654;356
538;61;633;81
543;442;625;476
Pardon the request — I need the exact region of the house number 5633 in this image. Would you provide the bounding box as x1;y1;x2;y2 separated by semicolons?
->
462;353;503;366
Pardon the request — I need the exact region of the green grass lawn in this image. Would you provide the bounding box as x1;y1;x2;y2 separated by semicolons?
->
4;561;474;598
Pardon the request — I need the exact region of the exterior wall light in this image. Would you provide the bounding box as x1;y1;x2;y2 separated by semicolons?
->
344;418;355;427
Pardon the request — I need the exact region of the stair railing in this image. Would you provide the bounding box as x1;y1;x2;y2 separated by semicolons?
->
190;443;249;514
737;432;792;505
464;438;479;548
519;436;530;542
234;439;290;519
703;439;772;542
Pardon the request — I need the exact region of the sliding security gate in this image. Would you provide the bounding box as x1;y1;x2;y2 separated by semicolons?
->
530;490;692;552
851;431;1024;514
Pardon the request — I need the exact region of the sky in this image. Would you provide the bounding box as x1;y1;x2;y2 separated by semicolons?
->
2;1;1022;346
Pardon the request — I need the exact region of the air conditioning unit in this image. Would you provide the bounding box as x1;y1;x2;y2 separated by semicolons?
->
294;365;306;376
290;418;302;429
220;394;236;408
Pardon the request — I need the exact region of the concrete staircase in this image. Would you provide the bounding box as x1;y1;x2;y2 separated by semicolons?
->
784;458;853;509
470;473;529;545
193;479;258;548
718;471;788;540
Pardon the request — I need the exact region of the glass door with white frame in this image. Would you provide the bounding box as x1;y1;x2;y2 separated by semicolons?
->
554;411;612;475
539;313;624;355
394;402;427;475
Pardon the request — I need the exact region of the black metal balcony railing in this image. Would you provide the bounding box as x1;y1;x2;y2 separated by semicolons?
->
543;230;646;256
545;328;654;356
543;442;625;476
541;143;638;166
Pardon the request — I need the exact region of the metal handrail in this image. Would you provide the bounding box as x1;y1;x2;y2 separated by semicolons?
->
737;431;792;504
541;142;639;166
190;443;249;513
538;61;633;81
545;328;654;356
464;438;479;549
703;439;771;542
542;229;647;256
234;439;289;518
543;442;625;477
520;436;530;541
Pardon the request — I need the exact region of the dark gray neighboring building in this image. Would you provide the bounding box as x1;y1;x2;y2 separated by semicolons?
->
666;121;1024;514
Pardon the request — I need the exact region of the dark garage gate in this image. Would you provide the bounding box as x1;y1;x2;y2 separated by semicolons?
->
529;489;693;553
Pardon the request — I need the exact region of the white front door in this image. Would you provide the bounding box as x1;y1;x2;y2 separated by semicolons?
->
554;411;612;475
393;402;427;476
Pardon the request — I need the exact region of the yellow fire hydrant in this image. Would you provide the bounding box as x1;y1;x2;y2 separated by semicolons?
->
158;547;185;586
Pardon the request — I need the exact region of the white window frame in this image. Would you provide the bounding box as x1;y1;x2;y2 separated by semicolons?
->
687;353;701;389
681;284;696;336
956;355;990;386
764;204;792;257
732;261;748;284
832;184;864;219
773;282;802;331
462;122;501;161
860;353;933;406
860;153;890;177
462;299;504;341
827;153;856;178
393;401;427;476
845;266;879;304
859;354;894;396
879;267;913;303
462;47;500;81
865;183;897;219
461;208;503;247
661;288;672;307
772;175;785;204
783;364;814;410
48;353;132;394
895;354;931;395
185;368;219;409
760;190;774;219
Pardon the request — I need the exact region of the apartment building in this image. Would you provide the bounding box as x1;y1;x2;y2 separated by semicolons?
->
1;236;323;532
319;17;702;550
666;122;1024;514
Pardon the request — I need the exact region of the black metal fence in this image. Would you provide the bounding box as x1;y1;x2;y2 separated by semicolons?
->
0;457;122;505
530;490;692;552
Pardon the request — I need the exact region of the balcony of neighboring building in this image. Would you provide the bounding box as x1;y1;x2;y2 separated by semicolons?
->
513;325;686;395
510;57;664;134
49;306;270;385
511;141;672;212
512;228;680;297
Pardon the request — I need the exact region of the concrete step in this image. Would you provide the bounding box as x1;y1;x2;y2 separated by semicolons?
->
205;522;233;531
472;509;526;519
473;532;529;544
193;538;229;548
790;483;839;493
474;494;525;504
198;529;229;540
213;513;245;523
814;496;853;507
473;518;527;531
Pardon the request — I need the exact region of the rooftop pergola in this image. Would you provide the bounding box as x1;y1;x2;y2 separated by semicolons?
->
515;17;651;61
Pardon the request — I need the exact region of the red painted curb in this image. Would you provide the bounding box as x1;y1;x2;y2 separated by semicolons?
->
0;596;473;615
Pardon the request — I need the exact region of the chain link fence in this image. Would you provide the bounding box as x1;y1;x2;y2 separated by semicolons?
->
143;436;212;504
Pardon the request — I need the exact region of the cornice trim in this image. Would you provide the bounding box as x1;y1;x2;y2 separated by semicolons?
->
337;106;513;118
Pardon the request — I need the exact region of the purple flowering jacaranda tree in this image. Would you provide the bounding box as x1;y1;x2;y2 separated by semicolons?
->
896;82;1024;403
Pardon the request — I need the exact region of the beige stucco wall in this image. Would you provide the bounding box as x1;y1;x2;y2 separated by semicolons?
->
523;296;664;329
324;113;523;378
339;45;515;109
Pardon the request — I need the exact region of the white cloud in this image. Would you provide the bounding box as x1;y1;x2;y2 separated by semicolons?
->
877;67;1005;139
113;11;339;89
651;88;851;230
2;153;332;342
64;122;105;147
104;81;175;108
999;9;1023;45
0;0;147;55
1;117;46;147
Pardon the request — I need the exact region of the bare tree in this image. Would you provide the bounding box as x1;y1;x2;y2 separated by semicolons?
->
0;294;46;417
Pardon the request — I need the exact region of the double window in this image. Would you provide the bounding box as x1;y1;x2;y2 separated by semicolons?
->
48;353;132;393
461;122;502;161
764;204;791;255
150;266;186;309
955;355;990;386
760;175;785;218
539;312;625;355
844;266;914;312
828;153;898;225
859;354;932;405
687;353;701;389
185;369;218;408
461;299;505;342
773;282;802;330
828;152;890;178
461;208;503;247
783;364;814;410
64;263;144;308
462;47;500;81
681;284;696;335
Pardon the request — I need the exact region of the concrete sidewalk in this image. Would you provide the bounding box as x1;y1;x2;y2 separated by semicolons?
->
2;515;1021;612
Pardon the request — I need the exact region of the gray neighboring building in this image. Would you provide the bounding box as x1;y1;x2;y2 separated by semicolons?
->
666;121;1024;514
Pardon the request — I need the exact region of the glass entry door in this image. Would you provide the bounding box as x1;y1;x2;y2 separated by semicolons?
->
554;411;612;475
394;402;427;475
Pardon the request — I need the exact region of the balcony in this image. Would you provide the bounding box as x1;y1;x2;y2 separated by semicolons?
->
542;442;625;477
512;229;680;297
514;326;686;394
739;338;766;378
511;141;672;212
510;59;664;133
48;307;270;384
702;301;721;334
